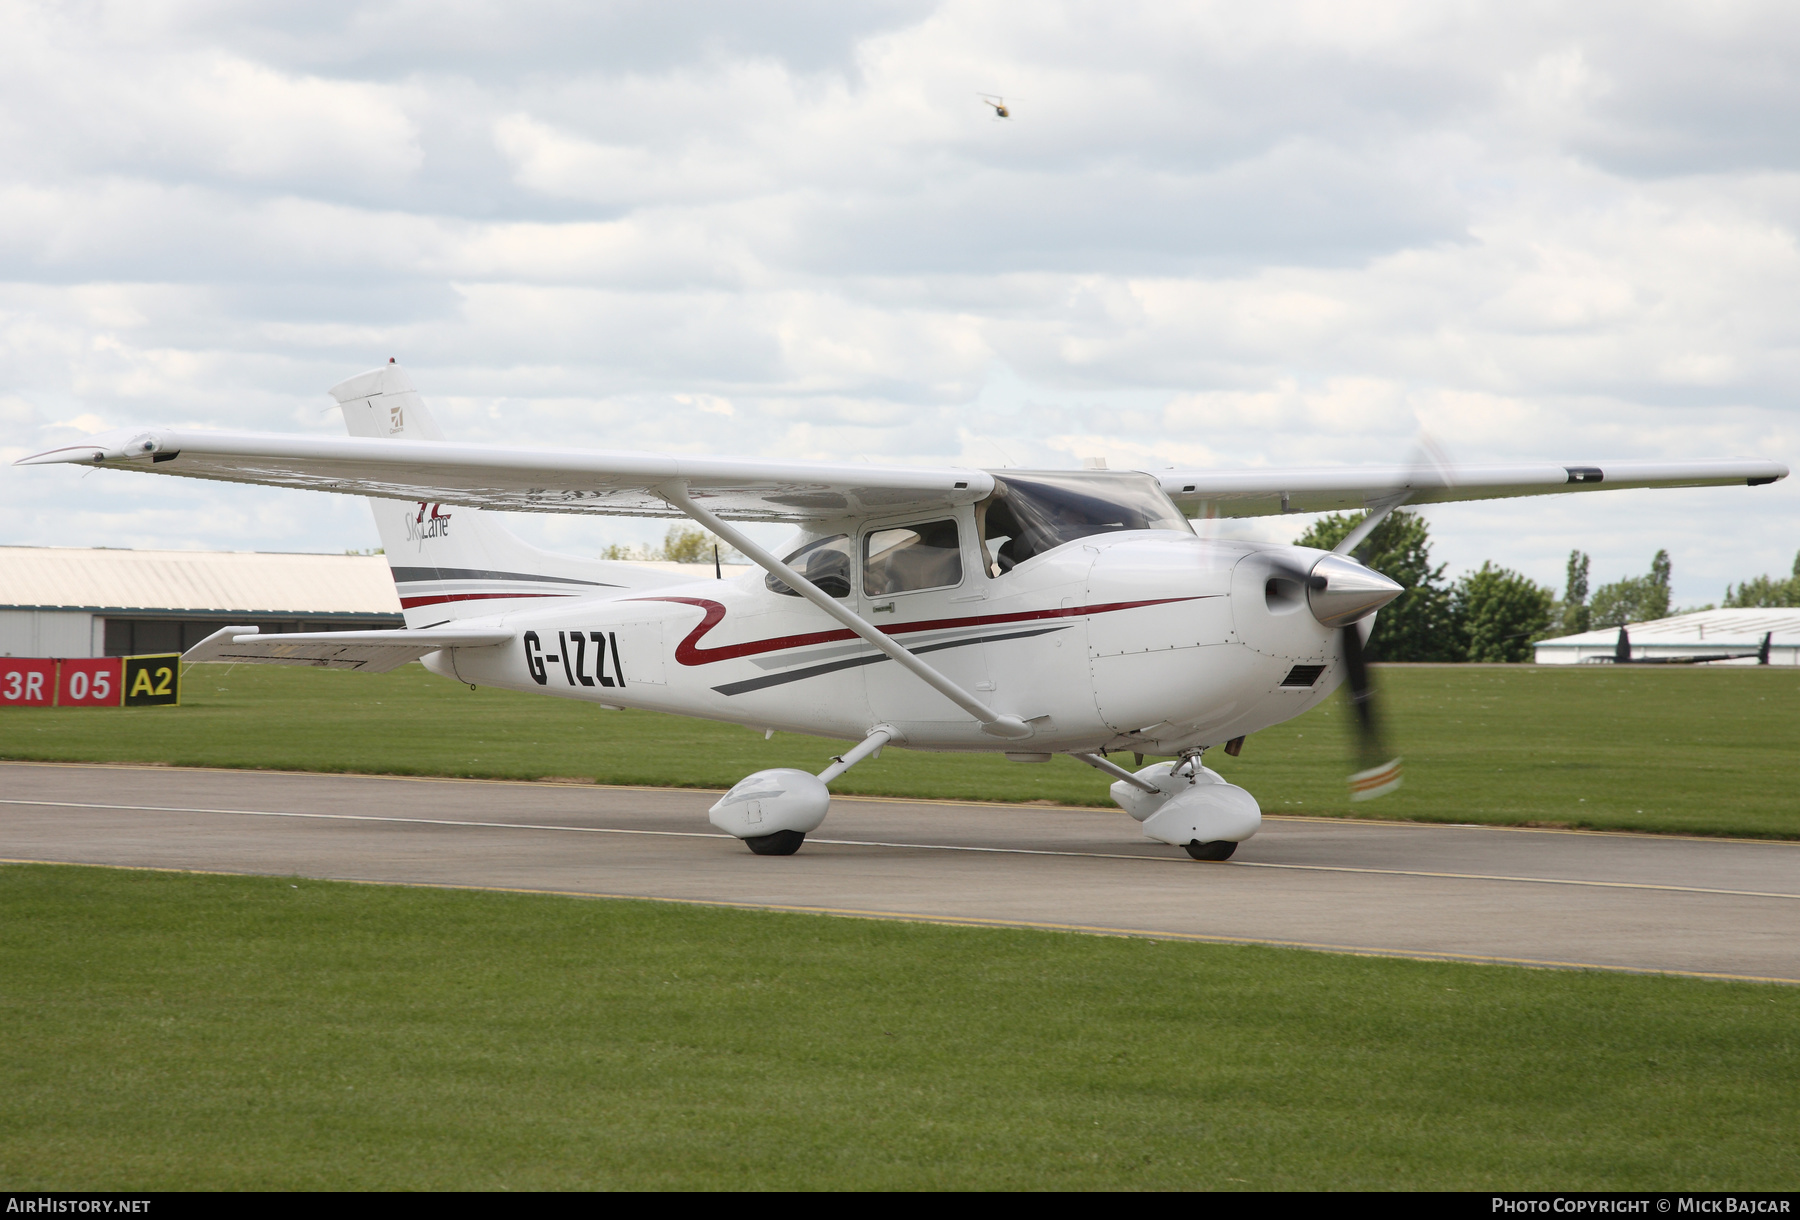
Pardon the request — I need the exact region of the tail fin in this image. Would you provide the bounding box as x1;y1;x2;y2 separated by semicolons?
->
330;363;699;627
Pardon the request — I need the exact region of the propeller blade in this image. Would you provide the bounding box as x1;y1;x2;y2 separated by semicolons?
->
1331;433;1452;560
1341;622;1402;800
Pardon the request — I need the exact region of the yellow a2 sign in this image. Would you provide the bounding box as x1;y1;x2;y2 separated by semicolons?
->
122;654;181;707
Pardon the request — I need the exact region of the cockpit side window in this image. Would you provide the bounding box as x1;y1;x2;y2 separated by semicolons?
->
977;471;1191;576
766;534;853;598
863;519;964;597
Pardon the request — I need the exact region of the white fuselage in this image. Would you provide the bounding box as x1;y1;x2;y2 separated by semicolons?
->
423;527;1349;756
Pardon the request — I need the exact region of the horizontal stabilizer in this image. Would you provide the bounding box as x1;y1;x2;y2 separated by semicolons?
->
184;625;512;673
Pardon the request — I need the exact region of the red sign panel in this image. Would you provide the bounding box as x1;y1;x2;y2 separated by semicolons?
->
0;659;57;706
58;658;123;707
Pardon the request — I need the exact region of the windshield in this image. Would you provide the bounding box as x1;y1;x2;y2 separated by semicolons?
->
977;471;1190;575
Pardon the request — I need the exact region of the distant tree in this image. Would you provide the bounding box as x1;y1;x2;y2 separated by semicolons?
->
1723;550;1800;608
1294;510;1459;661
661;525;714;564
601;527;744;564
1589;549;1673;626
1554;550;1591;635
1452;562;1556;662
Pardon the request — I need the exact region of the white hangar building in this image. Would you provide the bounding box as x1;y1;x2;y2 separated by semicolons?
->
0;547;404;658
1534;608;1800;666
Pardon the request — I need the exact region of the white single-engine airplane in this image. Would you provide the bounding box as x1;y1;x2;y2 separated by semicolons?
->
18;365;1788;858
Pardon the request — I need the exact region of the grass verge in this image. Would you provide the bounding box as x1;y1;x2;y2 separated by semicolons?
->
2;662;1797;838
1;862;1795;1190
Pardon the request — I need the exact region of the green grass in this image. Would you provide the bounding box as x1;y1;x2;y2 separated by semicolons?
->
1;862;1795;1190
3;663;1798;838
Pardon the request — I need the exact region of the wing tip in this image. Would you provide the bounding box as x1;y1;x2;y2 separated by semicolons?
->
14;445;102;467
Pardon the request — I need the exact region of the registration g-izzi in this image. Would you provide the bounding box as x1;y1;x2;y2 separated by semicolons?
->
19;365;1787;857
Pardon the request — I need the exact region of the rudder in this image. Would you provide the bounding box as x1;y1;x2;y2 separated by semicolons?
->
330;363;703;627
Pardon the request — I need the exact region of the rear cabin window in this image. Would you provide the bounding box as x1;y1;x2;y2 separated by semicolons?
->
863;519;964;596
977;472;1191;576
765;534;853;598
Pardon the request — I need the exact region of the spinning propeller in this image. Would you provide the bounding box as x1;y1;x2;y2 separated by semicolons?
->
1290;441;1450;800
1263;528;1407;801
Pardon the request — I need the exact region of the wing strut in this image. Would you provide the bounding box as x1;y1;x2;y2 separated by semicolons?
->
662;482;1034;740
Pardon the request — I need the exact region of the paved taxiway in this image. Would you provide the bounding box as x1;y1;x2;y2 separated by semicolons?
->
3;761;1797;982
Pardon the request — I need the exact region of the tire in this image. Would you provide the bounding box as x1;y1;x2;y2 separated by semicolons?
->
745;830;806;856
1183;839;1237;861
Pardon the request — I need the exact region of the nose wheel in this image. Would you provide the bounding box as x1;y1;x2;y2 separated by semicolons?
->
1184;839;1237;861
745;830;807;856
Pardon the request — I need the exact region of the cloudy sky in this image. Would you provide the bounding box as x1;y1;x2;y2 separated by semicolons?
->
3;0;1796;605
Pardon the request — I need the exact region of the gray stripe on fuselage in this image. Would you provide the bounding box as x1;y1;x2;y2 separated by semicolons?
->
712;626;1069;696
748;624;1038;670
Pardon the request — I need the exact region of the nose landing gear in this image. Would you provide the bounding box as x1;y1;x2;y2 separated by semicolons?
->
1075;747;1263;859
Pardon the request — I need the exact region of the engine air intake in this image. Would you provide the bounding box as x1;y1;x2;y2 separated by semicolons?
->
1280;664;1327;688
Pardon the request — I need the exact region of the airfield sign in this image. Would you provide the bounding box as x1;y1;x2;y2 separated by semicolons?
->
0;654;181;708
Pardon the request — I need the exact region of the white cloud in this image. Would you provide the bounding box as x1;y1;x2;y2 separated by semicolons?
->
1;0;1798;604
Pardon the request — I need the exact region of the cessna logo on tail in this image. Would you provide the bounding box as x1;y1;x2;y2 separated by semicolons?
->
405;502;451;544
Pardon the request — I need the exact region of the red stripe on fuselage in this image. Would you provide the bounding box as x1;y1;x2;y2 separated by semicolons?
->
627;596;1203;667
399;592;572;609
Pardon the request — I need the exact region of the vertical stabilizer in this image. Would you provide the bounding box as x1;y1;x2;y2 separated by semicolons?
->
329;363;705;626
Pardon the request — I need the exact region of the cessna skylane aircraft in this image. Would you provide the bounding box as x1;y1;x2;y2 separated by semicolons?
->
18;364;1788;858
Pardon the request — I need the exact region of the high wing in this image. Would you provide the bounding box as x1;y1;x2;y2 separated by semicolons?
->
1158;459;1786;518
184;625;513;673
15;426;1784;522
16;427;992;523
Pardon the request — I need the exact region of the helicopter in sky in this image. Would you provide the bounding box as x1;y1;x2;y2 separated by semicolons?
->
979;94;1013;119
